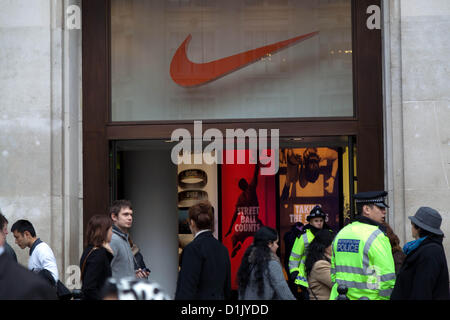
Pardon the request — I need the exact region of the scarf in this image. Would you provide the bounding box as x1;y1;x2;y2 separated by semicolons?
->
403;236;427;255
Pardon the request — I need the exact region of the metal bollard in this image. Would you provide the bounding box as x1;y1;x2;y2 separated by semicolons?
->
337;285;349;300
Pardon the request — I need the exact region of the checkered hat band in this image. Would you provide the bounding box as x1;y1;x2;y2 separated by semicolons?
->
355;197;384;203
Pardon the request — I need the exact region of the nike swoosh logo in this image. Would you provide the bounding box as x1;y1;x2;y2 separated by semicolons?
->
170;31;319;87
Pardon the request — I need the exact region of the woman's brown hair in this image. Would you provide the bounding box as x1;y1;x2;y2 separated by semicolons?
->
85;214;113;247
188;200;214;230
383;222;402;252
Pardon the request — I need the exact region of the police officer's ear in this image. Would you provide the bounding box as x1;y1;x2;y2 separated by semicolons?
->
361;204;371;217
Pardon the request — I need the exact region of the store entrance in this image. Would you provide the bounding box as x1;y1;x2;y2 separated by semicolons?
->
112;140;179;296
277;136;356;270
110;136;356;296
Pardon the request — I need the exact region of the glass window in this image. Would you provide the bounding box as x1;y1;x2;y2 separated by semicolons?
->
111;0;353;121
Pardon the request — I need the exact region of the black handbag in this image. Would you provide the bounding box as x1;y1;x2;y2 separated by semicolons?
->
36;268;73;300
56;280;72;300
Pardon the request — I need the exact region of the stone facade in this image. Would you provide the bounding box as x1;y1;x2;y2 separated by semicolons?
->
383;0;450;261
0;0;82;286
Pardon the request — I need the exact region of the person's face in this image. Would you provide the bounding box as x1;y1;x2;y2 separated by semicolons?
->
106;226;113;243
310;217;324;229
363;204;386;224
0;227;5;247
411;223;420;239
268;238;279;255
112;207;133;231
0;223;7;247
13;230;31;249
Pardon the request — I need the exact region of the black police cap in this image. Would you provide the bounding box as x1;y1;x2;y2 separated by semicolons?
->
307;205;327;221
354;191;389;208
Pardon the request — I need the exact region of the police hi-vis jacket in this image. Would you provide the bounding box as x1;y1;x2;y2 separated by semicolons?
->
330;216;396;300
288;228;315;287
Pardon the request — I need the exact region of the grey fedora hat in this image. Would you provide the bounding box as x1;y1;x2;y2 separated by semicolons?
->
408;207;443;235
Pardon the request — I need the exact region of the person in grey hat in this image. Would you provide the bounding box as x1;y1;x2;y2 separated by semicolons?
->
391;207;449;300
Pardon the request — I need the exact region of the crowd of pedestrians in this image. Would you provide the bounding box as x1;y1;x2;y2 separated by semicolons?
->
0;190;449;300
0;201;160;300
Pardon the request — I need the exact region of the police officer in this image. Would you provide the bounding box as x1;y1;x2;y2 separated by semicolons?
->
329;191;396;300
289;205;330;299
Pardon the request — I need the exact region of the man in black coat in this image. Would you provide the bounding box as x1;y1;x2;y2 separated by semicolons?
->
175;201;231;300
391;207;449;300
0;213;56;300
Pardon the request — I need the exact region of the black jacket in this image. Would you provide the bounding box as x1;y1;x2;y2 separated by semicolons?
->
4;242;17;262
391;236;449;300
80;246;114;300
0;252;57;300
175;231;231;300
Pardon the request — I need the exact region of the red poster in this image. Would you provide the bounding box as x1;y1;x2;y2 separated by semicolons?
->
221;150;276;290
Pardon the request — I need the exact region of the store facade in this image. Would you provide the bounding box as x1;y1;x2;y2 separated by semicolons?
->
82;0;384;294
1;0;448;296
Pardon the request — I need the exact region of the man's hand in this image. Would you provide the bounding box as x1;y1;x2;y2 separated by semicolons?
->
135;268;150;279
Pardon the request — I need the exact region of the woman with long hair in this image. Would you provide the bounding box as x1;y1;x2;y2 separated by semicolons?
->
305;229;335;300
237;226;295;300
382;222;406;275
79;214;114;300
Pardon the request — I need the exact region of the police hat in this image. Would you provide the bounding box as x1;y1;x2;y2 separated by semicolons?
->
307;205;327;221
354;191;389;208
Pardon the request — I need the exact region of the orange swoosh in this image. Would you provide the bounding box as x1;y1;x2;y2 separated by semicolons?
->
170;31;319;87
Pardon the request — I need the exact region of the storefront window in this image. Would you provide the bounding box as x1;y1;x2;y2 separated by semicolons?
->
111;0;353;121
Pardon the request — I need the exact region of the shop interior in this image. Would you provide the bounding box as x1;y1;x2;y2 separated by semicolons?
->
110;136;356;295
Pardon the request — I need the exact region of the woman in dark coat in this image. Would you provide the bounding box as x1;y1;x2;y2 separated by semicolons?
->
80;215;114;300
391;207;449;300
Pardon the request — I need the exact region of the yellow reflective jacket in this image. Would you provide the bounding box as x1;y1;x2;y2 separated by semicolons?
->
329;218;396;300
288;228;315;287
